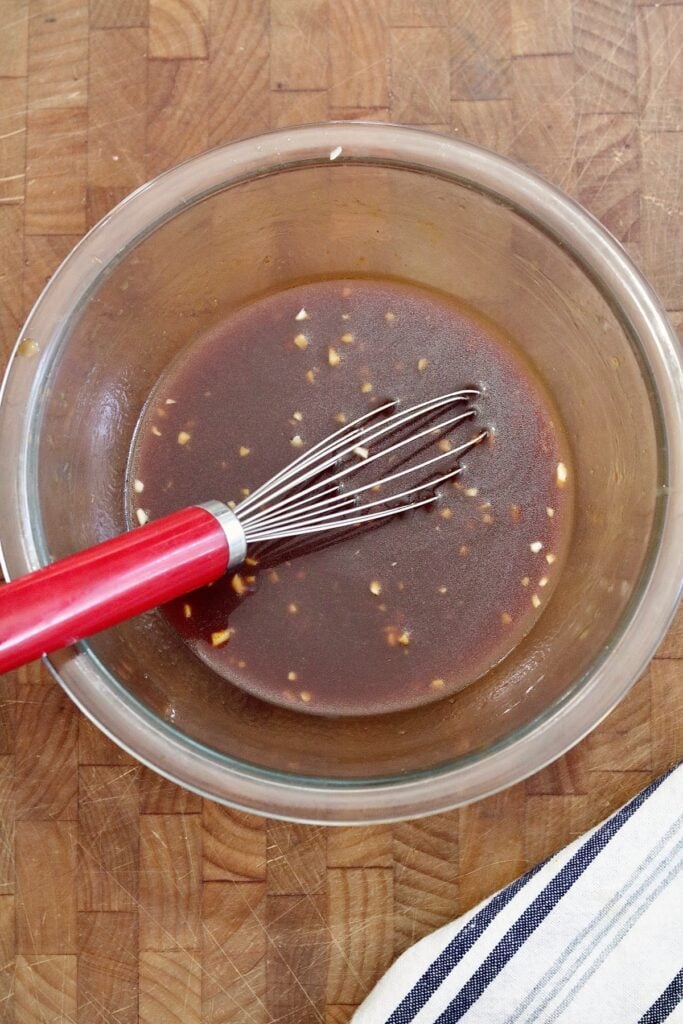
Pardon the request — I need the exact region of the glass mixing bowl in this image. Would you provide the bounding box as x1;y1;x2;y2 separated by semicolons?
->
1;123;681;823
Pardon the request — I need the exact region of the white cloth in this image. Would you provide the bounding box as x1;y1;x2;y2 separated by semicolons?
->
354;764;683;1024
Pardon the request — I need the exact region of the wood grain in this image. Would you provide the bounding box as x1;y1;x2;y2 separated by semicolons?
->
140;950;202;1024
511;0;573;56
0;79;26;204
149;0;208;59
14;686;78;821
393;814;459;956
575;111;640;250
14;955;77;1024
208;0;270;146
0;2;681;1019
573;0;637;114
147;59;209;177
0;0;28;78
0;206;25;362
25;107;87;235
78;911;138;1024
266;893;328;1023
0;757;14;896
140;815;202;950
78;765;140;912
90;0;148;30
88;27;147;189
267;822;327;895
636;4;683;131
202;804;266;881
329;0;389;109
449;0;510;100
140;765;202;815
327;826;393;869
327;868;393;1004
201;881;267;1024
390;27;450;124
0;896;15;1021
271;0;328;91
15;821;78;954
27;0;88;111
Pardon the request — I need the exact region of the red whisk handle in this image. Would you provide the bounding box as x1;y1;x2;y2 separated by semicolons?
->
0;503;243;675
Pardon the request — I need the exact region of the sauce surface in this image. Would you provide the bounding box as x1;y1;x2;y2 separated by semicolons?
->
129;279;573;715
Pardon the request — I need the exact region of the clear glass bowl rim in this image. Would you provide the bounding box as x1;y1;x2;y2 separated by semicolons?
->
0;122;681;823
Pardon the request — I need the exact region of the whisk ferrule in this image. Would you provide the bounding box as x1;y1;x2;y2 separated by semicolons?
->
198;500;247;569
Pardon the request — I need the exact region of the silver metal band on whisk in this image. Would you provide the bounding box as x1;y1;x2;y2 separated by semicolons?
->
198;500;247;570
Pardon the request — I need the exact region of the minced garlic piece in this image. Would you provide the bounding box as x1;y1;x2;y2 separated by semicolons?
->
231;574;247;596
531;594;541;608
292;411;303;422
294;333;309;350
361;382;373;394
335;412;347;424
177;431;191;445
328;346;341;367
369;580;382;596
295;308;309;321
151;425;162;437
288;603;299;614
287;671;298;682
397;630;411;646
183;603;192;619
353;445;369;459
530;541;543;553
300;690;312;702
290;435;304;448
136;508;149;526
539;576;549;587
211;628;232;647
556;462;568;486
464;487;478;497
239;445;250;457
545;552;556;565
431;678;445;690
438;439;452;453
417;358;428;372
133;479;144;493
546;507;555;518
501;612;513;625
384;311;396;321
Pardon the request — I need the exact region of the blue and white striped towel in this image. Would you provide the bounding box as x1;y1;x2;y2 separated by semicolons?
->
354;764;683;1024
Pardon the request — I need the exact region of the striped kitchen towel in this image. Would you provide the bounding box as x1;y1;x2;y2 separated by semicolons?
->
353;764;683;1024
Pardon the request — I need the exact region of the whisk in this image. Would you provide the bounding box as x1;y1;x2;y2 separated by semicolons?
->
0;390;486;673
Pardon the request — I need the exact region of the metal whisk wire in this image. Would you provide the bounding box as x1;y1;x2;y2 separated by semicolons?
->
236;390;487;543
